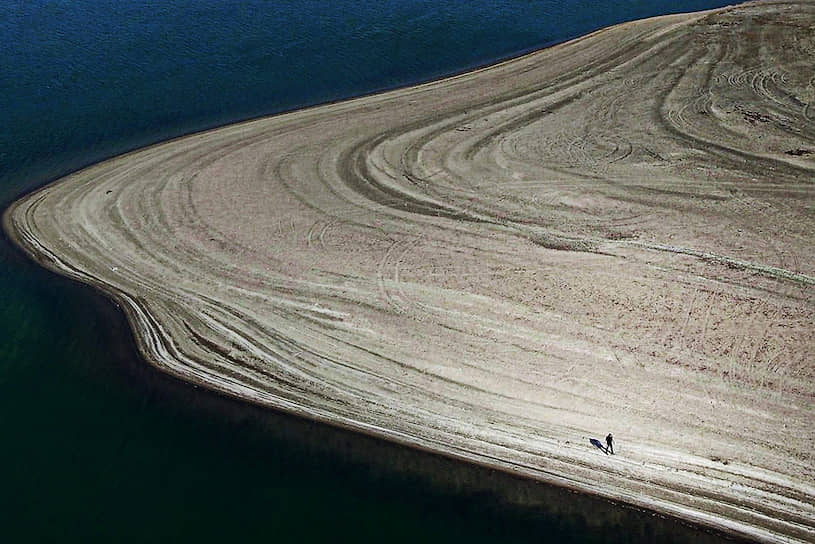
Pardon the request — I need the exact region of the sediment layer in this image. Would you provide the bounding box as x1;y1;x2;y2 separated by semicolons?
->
5;2;814;541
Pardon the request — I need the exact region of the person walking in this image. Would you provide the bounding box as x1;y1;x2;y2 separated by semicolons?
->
606;433;614;454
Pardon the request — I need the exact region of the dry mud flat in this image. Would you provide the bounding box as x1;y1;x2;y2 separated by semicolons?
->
6;1;815;541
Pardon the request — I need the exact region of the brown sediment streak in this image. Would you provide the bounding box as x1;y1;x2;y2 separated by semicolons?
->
4;1;815;542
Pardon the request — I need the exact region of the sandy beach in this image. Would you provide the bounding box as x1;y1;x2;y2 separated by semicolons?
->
5;1;814;541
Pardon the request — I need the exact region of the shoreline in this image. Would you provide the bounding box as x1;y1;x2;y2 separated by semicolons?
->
4;1;814;542
0;217;753;544
0;4;731;211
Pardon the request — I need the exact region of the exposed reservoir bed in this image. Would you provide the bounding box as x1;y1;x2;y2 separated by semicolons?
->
5;1;814;542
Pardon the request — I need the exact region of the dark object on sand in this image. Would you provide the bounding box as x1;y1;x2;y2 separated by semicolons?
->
606;433;614;455
590;438;608;454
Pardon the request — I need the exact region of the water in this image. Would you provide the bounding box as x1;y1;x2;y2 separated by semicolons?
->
1;1;742;542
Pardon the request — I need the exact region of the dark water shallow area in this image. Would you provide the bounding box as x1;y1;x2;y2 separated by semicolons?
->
2;1;746;541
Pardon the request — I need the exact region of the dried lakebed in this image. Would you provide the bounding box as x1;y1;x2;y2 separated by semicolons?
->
5;2;815;542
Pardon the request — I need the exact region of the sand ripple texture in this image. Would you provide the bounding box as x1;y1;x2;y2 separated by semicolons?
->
6;2;815;541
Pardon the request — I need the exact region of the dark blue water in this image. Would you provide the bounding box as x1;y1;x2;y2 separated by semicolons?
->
1;1;742;542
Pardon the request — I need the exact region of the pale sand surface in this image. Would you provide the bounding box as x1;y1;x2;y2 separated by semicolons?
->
5;1;815;541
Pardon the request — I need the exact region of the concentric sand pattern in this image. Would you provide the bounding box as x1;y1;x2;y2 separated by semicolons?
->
5;2;815;541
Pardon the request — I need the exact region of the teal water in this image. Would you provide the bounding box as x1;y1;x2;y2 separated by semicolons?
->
2;1;744;542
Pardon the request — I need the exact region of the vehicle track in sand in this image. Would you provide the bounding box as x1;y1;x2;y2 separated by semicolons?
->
5;2;815;542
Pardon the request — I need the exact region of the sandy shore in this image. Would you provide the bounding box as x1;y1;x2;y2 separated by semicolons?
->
5;1;814;541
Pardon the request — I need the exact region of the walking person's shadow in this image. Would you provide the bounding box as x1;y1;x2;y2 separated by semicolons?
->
589;438;609;454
